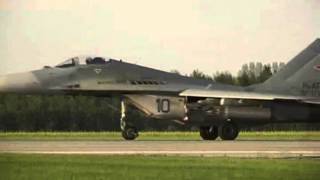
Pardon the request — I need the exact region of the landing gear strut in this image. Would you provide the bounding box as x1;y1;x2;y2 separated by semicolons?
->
120;99;139;140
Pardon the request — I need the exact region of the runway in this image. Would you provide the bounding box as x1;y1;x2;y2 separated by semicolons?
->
1;140;320;158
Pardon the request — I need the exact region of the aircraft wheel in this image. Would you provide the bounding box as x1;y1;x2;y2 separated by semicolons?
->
200;126;218;140
219;122;239;140
122;127;139;140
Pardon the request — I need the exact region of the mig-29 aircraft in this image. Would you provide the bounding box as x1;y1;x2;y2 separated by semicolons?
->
0;39;320;140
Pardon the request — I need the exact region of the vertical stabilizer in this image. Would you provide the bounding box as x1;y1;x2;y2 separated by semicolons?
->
258;39;320;92
285;54;320;97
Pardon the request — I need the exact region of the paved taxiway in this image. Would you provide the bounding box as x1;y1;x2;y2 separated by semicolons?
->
1;140;320;157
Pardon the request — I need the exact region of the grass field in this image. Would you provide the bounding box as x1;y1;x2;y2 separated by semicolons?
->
0;154;319;180
0;131;320;141
1;133;320;180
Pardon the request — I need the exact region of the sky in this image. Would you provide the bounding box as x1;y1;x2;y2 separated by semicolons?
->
0;0;319;75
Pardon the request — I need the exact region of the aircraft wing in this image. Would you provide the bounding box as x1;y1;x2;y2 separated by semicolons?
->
179;89;316;103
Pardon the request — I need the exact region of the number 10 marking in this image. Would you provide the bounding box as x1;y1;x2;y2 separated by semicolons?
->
156;99;170;113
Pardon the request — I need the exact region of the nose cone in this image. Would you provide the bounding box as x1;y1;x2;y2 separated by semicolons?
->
0;72;41;94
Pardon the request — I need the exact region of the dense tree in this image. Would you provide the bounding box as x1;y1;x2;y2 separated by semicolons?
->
236;62;284;86
237;71;251;86
190;69;213;81
258;65;273;83
213;71;235;85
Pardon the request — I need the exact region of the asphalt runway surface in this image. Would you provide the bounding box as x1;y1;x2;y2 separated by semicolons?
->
1;140;320;158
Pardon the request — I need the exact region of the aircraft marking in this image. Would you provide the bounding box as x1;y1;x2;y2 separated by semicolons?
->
156;98;170;113
94;68;102;74
302;82;320;96
313;65;320;71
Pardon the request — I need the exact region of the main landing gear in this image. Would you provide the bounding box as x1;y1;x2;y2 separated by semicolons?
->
120;99;139;140
200;122;239;141
200;126;218;140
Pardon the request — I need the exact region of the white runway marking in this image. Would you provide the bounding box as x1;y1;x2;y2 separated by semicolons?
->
5;151;320;158
1;141;320;157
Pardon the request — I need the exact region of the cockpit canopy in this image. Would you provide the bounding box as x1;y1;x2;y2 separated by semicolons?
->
55;56;116;68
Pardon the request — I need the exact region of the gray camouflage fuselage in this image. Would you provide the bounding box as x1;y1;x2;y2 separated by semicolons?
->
0;38;320;140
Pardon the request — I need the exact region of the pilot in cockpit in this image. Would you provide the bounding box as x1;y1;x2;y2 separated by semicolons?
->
56;56;108;68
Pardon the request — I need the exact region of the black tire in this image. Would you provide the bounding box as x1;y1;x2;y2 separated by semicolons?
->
200;126;218;140
122;127;139;140
200;127;209;140
219;122;239;140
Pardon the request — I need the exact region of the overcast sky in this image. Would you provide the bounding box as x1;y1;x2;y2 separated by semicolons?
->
0;0;319;75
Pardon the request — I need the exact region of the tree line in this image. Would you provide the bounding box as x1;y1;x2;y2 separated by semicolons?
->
0;62;319;131
180;61;285;86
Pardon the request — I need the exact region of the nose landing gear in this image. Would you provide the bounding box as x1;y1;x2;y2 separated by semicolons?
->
120;99;139;140
122;126;139;140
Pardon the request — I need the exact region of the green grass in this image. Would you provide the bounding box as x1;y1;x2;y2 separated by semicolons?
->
0;154;319;180
0;131;320;141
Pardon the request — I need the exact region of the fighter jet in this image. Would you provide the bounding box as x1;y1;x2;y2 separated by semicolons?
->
0;39;320;140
